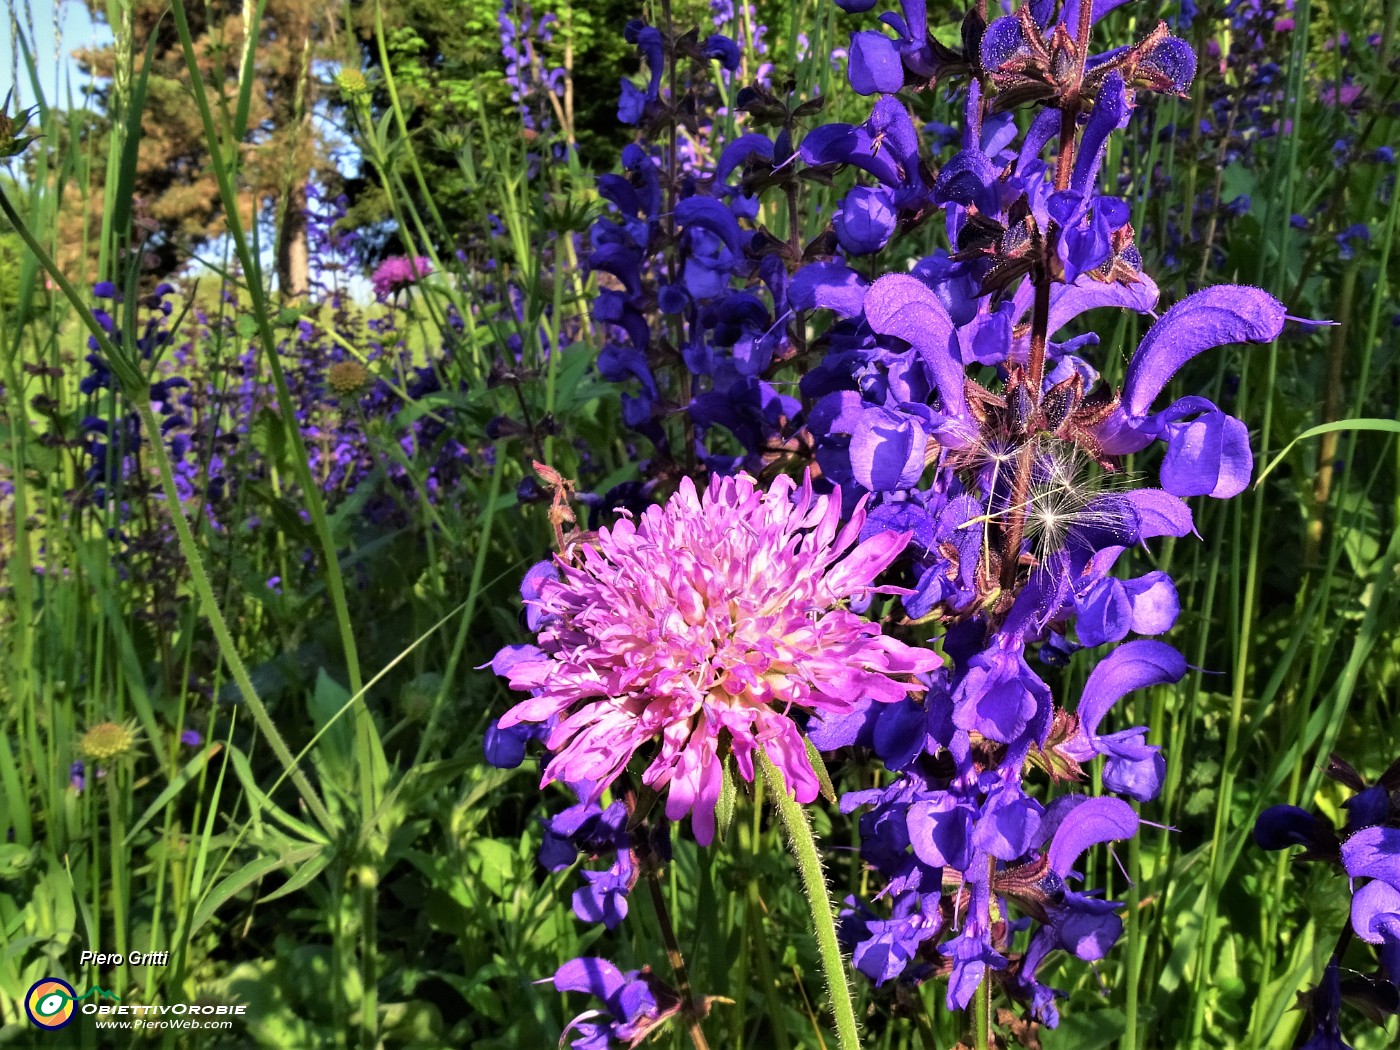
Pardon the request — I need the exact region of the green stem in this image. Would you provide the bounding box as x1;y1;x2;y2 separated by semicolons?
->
974;972;991;1050
757;753;861;1050
643;869;710;1050
974;853;995;1050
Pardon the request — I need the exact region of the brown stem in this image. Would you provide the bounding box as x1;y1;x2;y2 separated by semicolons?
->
1025;259;1053;396
786;180;802;258
999;438;1039;592
645;869;711;1050
998;270;1053;592
1074;0;1095;55
1304;264;1357;565
1054;102;1079;192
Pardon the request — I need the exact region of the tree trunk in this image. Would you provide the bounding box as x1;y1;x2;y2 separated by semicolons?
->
277;178;310;298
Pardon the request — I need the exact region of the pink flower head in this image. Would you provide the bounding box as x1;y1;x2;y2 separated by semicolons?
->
370;255;432;299
497;471;940;844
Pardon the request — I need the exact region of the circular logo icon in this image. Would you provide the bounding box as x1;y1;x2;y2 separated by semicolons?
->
26;978;77;1030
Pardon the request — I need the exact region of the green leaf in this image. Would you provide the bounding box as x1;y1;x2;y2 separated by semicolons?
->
123;745;221;847
714;756;738;843
466;838;516;899
1255;418;1400;484
804;736;838;804
188;844;324;937
224;745;330;844
257;846;333;904
309;670;356;776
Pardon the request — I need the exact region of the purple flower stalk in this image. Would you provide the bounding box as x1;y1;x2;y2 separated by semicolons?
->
509;0;1302;1038
787;0;1291;1021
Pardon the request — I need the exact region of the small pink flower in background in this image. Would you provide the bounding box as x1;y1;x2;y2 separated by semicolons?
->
497;471;939;844
370;255;432;299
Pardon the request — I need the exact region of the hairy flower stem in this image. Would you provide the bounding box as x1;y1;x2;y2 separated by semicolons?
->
643;869;711;1050
974;853;996;1050
758;753;862;1050
974;970;991;1050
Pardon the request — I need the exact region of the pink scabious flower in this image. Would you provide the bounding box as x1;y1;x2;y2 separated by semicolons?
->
370;255;432;299
496;471;940;844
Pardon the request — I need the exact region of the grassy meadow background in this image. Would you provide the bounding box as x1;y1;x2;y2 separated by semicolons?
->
1;0;1398;1046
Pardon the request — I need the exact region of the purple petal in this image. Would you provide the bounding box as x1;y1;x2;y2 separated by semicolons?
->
1139;33;1197;94
1254;804;1337;853
1342;826;1400;886
554;957;628;1002
1045;796;1139;876
1062;0;1133;40
715;133;774;186
1053;891;1123;960
1121;489;1195;540
1072;73;1130;196
907;796;977;871
674;197;741;254
1123;286;1286;417
980;16;1026;71
1158;408;1253;498
850;407;927;491
789;262;871;318
1075;640;1186;740
1351;879;1400;944
863;274;967;420
848;31;904;95
835;185;898;255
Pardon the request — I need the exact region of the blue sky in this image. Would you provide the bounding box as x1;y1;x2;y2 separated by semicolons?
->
3;0;112;111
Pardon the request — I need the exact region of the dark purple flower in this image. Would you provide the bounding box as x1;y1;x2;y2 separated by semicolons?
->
553;957;680;1050
835;185;898;255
